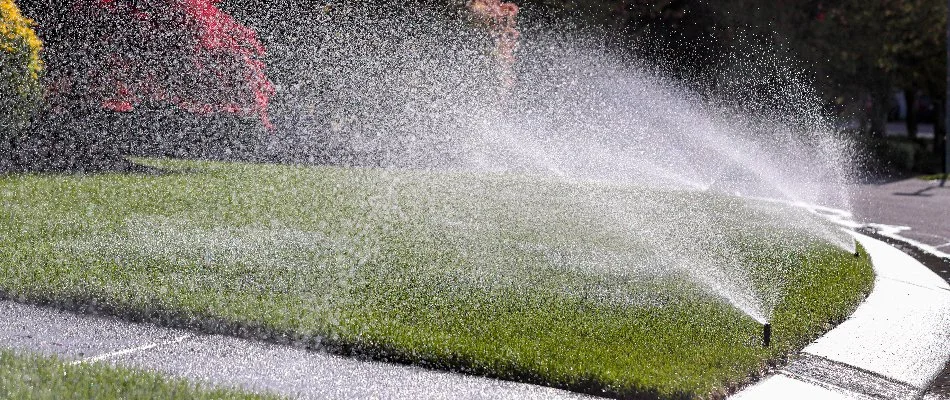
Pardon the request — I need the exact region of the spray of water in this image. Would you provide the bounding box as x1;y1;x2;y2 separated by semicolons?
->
14;1;836;322
199;3;855;323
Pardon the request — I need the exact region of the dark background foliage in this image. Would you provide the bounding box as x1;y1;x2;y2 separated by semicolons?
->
10;0;949;174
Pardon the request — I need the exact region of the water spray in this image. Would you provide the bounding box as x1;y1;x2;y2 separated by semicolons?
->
763;323;772;347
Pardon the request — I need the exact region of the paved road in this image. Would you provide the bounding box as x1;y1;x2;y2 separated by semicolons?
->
851;178;950;400
852;178;950;256
0;301;591;400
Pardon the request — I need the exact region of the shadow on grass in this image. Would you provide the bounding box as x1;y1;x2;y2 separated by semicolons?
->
1;107;270;176
0;152;165;175
1;115;164;175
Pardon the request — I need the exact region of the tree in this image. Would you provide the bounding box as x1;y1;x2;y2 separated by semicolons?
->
0;0;42;132
518;0;720;80
468;0;520;88
11;0;275;167
0;0;43;170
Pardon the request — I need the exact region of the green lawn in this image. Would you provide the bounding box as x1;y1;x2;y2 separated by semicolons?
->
0;158;873;399
0;350;277;400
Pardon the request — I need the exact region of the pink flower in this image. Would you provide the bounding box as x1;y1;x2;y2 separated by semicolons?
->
71;0;275;129
468;0;520;87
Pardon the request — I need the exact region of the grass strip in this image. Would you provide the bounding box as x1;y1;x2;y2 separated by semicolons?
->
919;173;948;182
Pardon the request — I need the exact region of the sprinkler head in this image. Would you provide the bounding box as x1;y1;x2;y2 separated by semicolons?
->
763;323;772;348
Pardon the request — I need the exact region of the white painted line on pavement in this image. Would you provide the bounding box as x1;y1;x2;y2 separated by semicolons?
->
71;334;193;365
868;223;950;260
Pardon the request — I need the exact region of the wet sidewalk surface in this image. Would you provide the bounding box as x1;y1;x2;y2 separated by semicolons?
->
852;178;950;399
732;233;950;400
0;301;589;400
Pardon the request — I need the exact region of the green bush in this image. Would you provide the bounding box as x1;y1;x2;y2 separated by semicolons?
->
0;0;42;135
856;135;943;175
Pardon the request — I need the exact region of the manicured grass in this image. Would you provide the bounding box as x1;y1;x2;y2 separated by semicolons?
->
0;158;873;399
0;349;277;399
919;173;948;182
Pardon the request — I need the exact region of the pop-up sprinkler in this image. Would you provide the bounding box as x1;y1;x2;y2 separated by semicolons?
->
763;323;772;348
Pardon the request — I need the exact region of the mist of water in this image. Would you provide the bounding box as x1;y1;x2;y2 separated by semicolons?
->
241;3;857;323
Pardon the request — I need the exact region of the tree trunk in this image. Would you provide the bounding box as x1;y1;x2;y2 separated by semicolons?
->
869;91;890;138
935;99;946;159
0;132;11;172
904;89;918;140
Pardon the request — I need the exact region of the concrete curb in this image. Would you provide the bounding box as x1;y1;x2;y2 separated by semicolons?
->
731;231;950;399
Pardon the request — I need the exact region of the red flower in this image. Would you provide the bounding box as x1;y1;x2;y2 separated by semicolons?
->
468;0;520;87
70;0;275;129
102;100;134;112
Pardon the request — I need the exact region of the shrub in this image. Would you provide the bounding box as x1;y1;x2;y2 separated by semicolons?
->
5;0;271;169
467;0;519;87
0;0;42;134
61;0;274;130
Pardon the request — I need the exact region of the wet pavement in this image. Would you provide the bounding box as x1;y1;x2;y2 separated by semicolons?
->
930;364;950;400
782;354;918;399
851;178;950;399
0;301;591;400
852;178;950;257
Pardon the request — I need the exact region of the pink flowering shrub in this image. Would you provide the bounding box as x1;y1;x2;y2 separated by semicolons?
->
67;0;274;129
467;0;519;87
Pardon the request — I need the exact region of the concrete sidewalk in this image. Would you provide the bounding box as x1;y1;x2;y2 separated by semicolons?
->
732;232;950;400
0;301;589;400
851;177;950;399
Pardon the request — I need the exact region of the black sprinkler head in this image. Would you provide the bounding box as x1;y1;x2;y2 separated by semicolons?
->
763;323;772;348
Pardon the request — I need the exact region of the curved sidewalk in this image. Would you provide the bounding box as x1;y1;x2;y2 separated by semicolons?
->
732;232;950;399
0;303;590;400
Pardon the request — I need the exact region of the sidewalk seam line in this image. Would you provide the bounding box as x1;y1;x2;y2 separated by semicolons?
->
877;276;950;294
70;334;193;365
777;370;879;400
